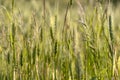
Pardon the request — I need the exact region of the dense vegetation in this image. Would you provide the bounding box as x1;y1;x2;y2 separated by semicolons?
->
0;0;120;80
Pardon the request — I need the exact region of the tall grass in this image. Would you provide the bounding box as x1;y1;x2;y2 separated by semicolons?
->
0;0;120;80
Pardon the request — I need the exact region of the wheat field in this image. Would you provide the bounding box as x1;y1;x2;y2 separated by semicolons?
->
0;0;120;80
